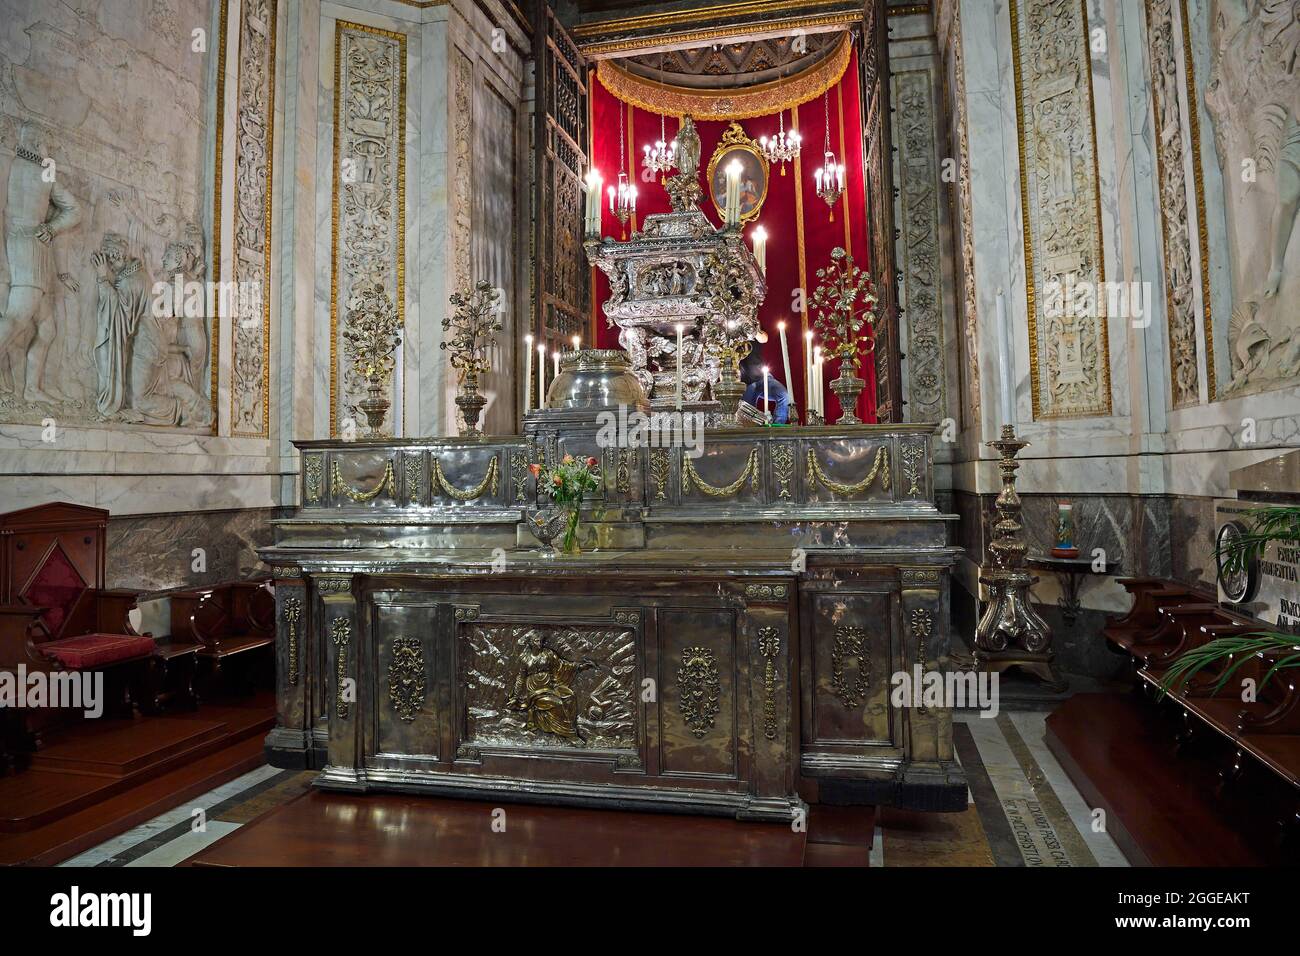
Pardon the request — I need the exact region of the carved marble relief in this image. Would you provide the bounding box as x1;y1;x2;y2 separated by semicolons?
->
1011;0;1112;419
1204;0;1300;395
452;50;473;292
331;22;406;436
894;70;947;422
936;0;981;427
461;622;638;751
230;0;277;436
1146;0;1208;407
0;3;215;429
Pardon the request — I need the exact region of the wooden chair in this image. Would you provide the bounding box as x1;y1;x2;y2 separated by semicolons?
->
0;503;154;752
169;579;275;694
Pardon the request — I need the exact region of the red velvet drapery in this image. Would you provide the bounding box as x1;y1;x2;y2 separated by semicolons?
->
588;46;876;423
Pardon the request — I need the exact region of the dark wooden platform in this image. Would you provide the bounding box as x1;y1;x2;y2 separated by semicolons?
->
1045;693;1281;866
184;789;876;867
0;692;274;866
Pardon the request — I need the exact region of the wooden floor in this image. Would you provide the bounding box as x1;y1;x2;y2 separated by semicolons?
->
1046;692;1284;866
183;789;879;867
0;692;275;866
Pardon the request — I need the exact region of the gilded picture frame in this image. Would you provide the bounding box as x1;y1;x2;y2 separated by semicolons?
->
707;122;769;225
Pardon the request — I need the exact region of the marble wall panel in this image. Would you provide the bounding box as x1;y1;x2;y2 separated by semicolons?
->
106;505;284;593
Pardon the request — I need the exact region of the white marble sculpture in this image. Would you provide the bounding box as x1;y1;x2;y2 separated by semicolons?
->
0;122;82;403
92;232;149;419
1206;0;1300;393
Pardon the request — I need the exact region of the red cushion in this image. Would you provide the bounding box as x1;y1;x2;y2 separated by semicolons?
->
22;545;87;636
40;633;154;670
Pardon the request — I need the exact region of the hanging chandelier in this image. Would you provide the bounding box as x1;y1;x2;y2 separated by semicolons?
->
813;90;845;218
642;54;677;178
759;110;801;173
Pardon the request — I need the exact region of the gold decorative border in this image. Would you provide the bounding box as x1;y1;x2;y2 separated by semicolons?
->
208;0;230;434
231;0;277;438
1010;0;1112;420
595;32;851;119
1179;0;1214;401
329;20;408;437
575;0;853;37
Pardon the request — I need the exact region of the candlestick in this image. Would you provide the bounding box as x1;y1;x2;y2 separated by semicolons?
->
777;321;793;413
552;348;560;380
537;343;547;409
752;225;767;275
572;335;581;352
524;333;534;413
996;288;1015;428
762;366;770;422
675;323;684;410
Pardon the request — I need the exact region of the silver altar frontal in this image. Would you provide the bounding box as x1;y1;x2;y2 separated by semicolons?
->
260;357;967;820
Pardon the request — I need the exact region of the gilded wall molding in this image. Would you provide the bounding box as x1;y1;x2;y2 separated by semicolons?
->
230;0;277;437
893;69;947;422
330;21;407;437
1010;0;1112;419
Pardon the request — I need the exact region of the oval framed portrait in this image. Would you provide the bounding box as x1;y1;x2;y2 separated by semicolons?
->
707;122;769;225
1215;520;1260;604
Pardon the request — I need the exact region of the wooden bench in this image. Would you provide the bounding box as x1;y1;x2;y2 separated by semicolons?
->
0;503;155;756
169;579;275;694
1103;577;1300;843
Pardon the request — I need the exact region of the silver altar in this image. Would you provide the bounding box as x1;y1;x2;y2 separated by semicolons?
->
259;357;966;820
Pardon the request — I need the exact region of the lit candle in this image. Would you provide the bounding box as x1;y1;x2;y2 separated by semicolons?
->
752;225;767;275
675;323;684;411
724;159;742;227
552;348;560;380
813;346;823;418
524;333;534;413
537;343;547;408
996;288;1015;428
804;330;815;418
777;321;793;409
607;184;616;213
762;366;770;421
572;335;580;352
584;170;602;236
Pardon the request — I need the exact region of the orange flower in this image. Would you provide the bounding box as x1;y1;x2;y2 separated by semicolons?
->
561;454;574;465
528;463;541;478
552;474;563;486
585;456;598;468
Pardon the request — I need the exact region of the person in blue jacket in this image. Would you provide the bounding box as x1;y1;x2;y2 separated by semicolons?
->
739;346;790;423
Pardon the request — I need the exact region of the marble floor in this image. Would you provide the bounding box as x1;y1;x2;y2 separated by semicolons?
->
55;708;1127;867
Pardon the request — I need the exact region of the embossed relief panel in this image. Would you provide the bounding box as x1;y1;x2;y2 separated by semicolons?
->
659;608;738;778
1010;0;1112;419
427;448;503;507
805;590;893;747
459;619;639;755
330;21;406;437
372;603;437;759
678;442;764;506
803;439;892;503
326;451;398;509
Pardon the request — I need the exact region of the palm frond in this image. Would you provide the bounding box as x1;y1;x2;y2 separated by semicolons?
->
1156;631;1300;700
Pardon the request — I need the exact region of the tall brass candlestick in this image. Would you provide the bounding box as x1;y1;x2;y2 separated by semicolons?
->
963;424;1062;689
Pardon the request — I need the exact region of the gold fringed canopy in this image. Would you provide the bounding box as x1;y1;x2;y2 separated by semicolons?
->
596;31;852;120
